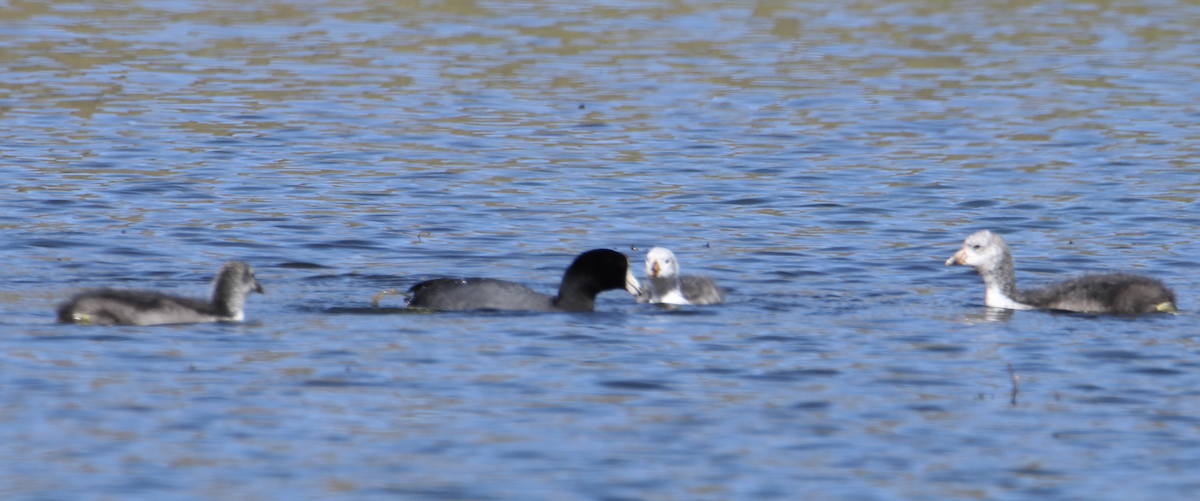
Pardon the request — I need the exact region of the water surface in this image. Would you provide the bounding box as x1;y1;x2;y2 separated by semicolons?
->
3;0;1200;499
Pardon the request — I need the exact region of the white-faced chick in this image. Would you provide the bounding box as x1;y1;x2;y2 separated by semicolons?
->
638;247;725;306
946;230;1176;314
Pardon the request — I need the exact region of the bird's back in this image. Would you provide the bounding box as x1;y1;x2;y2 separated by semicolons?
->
407;278;556;311
1022;273;1175;314
58;289;222;325
680;276;726;305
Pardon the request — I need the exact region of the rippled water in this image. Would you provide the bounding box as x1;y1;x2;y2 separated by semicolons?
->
3;0;1200;499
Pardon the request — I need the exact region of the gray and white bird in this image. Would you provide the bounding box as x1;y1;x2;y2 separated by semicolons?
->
946;230;1176;314
638;247;725;306
58;260;265;326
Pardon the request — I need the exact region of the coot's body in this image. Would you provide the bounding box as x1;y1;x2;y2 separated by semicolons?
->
409;278;560;311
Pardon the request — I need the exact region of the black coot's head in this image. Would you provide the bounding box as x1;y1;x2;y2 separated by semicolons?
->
555;249;641;311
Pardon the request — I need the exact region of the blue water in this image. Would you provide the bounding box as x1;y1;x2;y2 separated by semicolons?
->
3;0;1200;499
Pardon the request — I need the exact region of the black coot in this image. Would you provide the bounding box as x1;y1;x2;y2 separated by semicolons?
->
407;249;641;312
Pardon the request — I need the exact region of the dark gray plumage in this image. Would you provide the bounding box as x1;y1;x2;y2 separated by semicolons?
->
57;261;265;325
637;247;725;305
406;249;641;312
946;230;1176;314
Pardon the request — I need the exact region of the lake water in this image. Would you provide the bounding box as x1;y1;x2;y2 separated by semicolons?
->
3;0;1200;499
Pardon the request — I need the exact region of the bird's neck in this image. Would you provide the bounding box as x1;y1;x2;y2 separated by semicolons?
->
553;294;594;312
212;279;247;320
978;257;1033;310
555;276;598;311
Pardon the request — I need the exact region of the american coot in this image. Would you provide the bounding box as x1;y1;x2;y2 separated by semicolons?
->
57;261;265;325
407;249;641;312
637;247;725;305
946;230;1177;314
